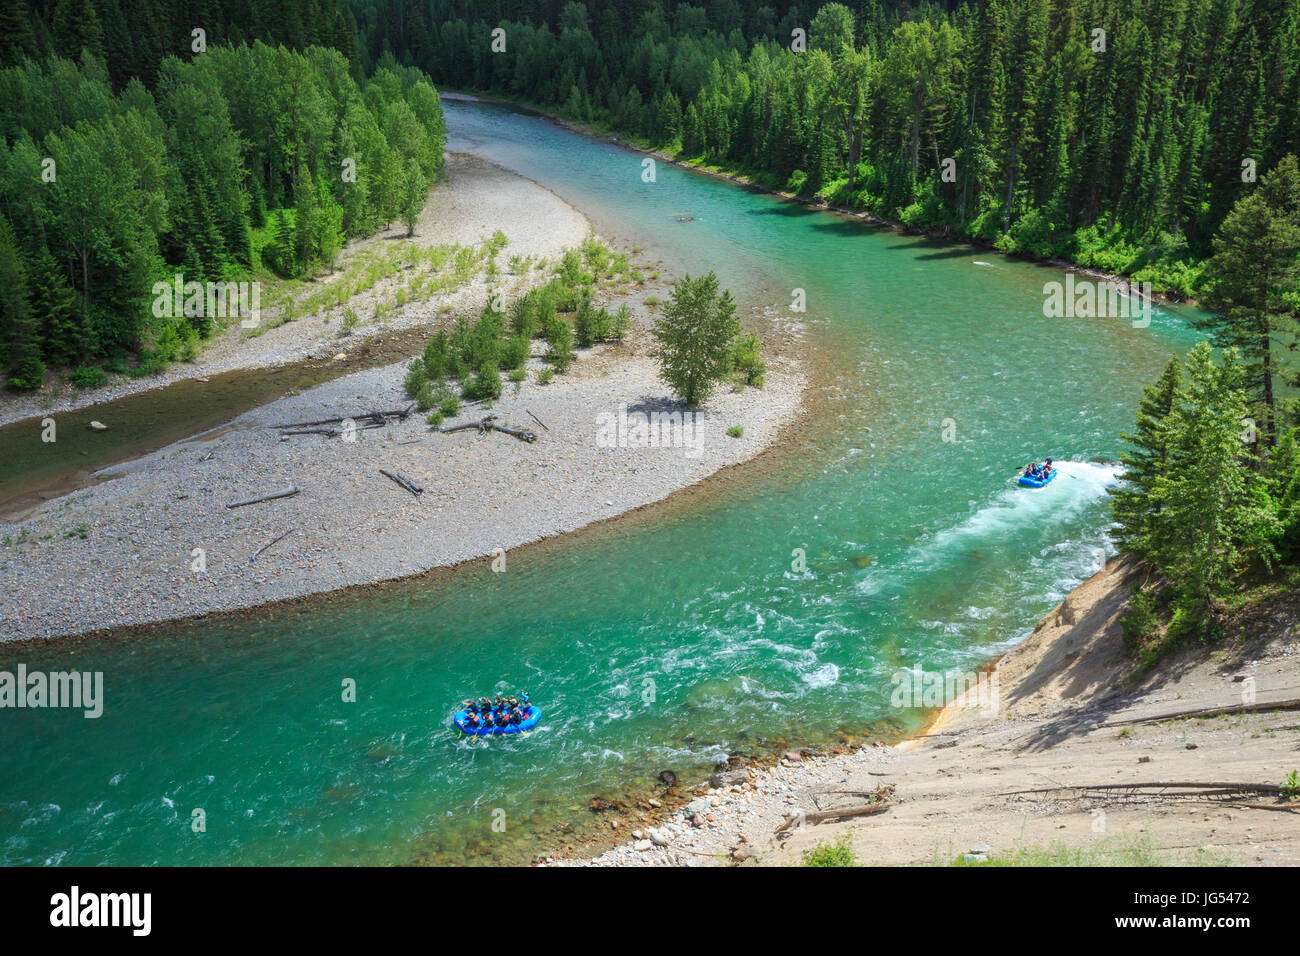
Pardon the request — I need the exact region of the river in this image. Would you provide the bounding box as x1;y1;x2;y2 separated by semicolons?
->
0;98;1203;866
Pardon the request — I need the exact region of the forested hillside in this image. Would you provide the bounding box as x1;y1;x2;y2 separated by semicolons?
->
351;0;1299;296
0;1;444;389
0;0;360;83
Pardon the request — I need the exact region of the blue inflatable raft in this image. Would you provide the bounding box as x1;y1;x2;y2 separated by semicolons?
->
454;706;541;736
1018;467;1057;488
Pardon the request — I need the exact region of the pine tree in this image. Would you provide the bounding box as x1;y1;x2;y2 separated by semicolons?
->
1149;343;1279;622
1196;154;1300;447
0;215;44;389
1111;356;1182;558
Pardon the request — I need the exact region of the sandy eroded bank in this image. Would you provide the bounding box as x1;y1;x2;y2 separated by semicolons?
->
552;556;1300;866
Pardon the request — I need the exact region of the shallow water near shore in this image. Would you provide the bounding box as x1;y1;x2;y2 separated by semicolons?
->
0;326;440;521
0;99;1205;866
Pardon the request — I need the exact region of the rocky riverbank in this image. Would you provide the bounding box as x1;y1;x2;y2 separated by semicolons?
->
549;556;1300;866
0;310;805;640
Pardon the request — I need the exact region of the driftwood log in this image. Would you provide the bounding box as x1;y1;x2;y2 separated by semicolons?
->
379;468;423;496
775;801;892;835
276;404;415;430
279;421;387;440
439;415;537;443
250;528;295;563
227;484;299;508
774;784;895;835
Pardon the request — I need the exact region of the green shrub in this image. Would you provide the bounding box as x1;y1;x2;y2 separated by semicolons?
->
404;359;429;398
528;287;558;337
6;356;45;390
1120;587;1159;656
508;367;527;383
423;332;450;381
545;317;574;372
499;335;530;370
727;425;743;438
581;237;611;278
1283;771;1300;800
415;381;437;412
69;365;108;389
536;367;555;385
803;835;856;867
129;350;168;378
462;308;504;368
609;304;632;342
439;393;460;417
573;290;606;346
509;294;538;340
559;249;590;287
426;410;444;428
462;360;503;400
731;332;766;386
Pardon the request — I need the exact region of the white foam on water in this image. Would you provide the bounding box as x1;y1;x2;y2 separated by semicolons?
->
856;460;1121;594
801;663;841;688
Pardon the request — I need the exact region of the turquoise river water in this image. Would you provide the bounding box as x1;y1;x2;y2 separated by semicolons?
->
0;99;1204;865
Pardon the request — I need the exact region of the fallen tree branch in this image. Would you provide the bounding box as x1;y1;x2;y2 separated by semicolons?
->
279;421;388;440
227;485;299;508
1102;698;1300;728
439;415;537;443
379;468;423;496
250;528;295;563
527;409;549;431
275;404;415;429
775;801;891;835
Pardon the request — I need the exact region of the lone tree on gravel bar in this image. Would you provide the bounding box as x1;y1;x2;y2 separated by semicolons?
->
652;271;741;407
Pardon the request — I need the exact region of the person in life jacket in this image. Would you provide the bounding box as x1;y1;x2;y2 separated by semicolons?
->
464;711;480;730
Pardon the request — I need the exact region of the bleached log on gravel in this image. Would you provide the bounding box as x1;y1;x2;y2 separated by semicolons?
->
275;403;415;429
226;485;300;508
379;469;423;496
439;415;537;443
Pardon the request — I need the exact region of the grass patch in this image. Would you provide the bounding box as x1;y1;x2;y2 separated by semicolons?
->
952;834;1233;867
